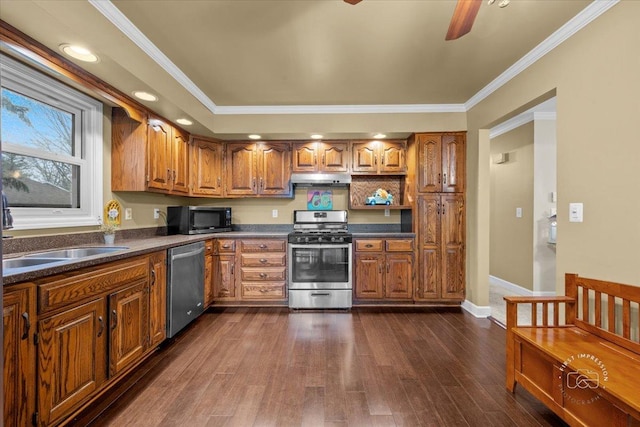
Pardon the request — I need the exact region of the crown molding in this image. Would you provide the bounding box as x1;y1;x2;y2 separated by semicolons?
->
88;0;218;115
534;112;557;121
91;0;617;117
465;0;619;111
489;112;534;139
214;104;466;115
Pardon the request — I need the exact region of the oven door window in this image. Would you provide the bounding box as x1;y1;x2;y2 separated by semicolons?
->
291;246;350;283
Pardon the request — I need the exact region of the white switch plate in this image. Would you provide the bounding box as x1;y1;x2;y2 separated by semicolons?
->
569;203;583;222
124;208;132;220
516;207;522;218
153;208;160;219
272;209;278;218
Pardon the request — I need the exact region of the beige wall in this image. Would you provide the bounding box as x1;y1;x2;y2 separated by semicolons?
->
490;122;534;290
467;1;640;306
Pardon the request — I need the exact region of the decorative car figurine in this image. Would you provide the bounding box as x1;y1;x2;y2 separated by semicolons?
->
365;188;393;205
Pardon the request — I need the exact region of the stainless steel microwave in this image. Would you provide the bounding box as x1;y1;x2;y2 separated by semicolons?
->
167;206;232;235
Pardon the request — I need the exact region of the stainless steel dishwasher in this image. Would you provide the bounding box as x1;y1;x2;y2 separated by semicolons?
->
167;241;205;338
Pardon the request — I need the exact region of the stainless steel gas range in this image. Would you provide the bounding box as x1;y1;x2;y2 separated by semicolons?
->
288;210;352;309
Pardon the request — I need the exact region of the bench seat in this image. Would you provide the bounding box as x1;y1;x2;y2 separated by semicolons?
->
506;274;640;427
512;326;640;421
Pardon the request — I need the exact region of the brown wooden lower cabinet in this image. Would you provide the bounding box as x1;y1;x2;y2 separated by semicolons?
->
2;251;168;426
3;282;36;427
415;194;465;301
354;238;414;301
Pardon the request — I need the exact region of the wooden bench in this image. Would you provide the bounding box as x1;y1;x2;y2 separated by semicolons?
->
505;273;640;427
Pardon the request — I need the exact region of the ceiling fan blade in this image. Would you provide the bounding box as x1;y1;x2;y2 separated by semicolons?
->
445;0;482;41
344;0;363;4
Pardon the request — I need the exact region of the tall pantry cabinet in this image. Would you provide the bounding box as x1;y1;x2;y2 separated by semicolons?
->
410;132;466;301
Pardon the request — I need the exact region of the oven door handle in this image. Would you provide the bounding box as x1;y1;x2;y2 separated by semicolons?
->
289;244;351;250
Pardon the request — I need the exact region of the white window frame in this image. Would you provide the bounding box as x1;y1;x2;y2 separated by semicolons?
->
1;53;103;230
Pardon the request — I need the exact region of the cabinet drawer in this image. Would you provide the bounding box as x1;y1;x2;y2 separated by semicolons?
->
240;253;286;267
38;256;149;314
355;239;383;252
216;239;236;253
241;283;286;299
240;239;286;252
204;239;214;255
386;239;414;252
240;267;286;282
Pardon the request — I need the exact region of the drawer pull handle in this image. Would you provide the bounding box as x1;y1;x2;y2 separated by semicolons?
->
365;244;373;248
97;316;104;337
259;258;268;263
311;292;331;297
222;244;230;249
259;273;267;278
259;244;267;249
21;312;30;340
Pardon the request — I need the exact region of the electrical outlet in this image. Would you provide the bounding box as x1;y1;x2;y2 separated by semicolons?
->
124;208;132;220
384;208;390;217
272;209;278;218
153;208;160;219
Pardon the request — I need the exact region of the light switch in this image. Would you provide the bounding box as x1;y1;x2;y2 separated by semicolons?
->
272;209;278;218
124;208;132;220
569;203;583;222
516;207;522;218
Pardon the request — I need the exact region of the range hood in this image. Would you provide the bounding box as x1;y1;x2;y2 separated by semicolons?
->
290;173;351;187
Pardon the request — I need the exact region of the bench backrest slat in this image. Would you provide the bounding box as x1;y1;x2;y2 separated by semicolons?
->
566;273;640;356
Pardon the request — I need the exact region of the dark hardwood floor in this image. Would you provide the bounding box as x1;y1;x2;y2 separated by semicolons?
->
81;307;567;426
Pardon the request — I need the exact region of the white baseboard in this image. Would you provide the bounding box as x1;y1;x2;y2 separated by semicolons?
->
461;300;491;318
489;275;556;297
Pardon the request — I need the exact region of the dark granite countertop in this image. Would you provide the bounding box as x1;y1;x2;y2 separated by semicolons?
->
2;227;413;285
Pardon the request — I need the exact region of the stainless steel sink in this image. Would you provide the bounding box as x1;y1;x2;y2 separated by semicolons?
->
3;257;66;269
3;246;129;275
25;246;129;259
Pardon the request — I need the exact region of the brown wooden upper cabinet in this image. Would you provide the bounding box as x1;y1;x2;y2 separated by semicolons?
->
225;142;292;197
111;109;190;195
416;132;465;193
190;136;224;197
292;141;349;173
351;140;406;174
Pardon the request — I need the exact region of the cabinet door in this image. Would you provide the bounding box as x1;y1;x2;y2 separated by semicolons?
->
191;138;224;196
109;281;149;377
379;141;406;173
354;253;384;299
3;283;36;427
171;126;190;194
292;142;318;172
226;143;257;196
417;195;441;300
38;299;107;426
149;252;167;348
351;141;377;173
440;194;465;299
204;253;214;306
442;134;465;193
214;254;237;300
319;141;349;172
417;134;443;193
147;119;172;191
259;142;291;196
385;254;413;299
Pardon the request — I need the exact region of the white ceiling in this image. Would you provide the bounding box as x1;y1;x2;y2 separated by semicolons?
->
0;0;595;139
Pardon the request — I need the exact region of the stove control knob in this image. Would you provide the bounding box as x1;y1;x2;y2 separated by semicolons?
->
318;236;323;242
331;236;336;242
304;237;310;243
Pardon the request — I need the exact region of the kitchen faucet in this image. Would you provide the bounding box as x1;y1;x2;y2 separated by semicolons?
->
2;191;14;231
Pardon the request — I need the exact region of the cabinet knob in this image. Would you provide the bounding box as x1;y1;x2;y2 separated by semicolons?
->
259;273;267;278
259;244;267;249
259;258;268;263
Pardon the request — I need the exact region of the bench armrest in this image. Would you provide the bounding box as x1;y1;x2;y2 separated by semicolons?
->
504;296;576;329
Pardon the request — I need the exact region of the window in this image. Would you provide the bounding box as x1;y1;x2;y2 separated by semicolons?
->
1;54;103;229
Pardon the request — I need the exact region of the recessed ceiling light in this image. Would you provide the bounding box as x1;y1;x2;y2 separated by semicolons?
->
176;118;193;126
133;91;158;102
310;134;323;140
59;44;99;63
248;134;261;140
374;133;387;139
